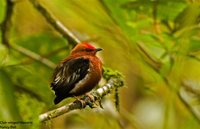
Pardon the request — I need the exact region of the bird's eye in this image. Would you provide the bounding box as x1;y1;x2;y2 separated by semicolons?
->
85;48;93;52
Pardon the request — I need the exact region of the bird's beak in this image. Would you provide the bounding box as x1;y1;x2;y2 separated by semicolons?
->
95;48;103;52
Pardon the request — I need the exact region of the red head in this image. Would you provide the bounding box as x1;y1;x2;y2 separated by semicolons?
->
71;42;102;55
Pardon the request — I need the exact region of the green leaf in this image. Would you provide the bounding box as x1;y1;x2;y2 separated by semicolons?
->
0;0;6;23
121;0;186;21
5;65;53;105
15;33;68;62
0;70;21;120
189;37;200;52
0;44;8;67
174;4;200;32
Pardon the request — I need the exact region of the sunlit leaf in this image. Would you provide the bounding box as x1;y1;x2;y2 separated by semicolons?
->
174;4;200;32
0;44;8;67
5;65;53;105
0;70;21;120
121;0;186;21
0;0;6;23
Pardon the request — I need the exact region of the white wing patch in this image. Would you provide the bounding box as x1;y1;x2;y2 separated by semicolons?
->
54;76;61;84
54;71;62;84
69;68;91;94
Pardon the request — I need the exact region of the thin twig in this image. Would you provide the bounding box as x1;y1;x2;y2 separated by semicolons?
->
178;87;200;123
136;42;162;71
11;44;56;69
181;80;200;98
39;77;124;122
15;85;43;102
187;54;200;62
0;0;56;69
29;0;80;45
0;0;14;47
152;0;161;34
20;46;69;65
43;46;69;58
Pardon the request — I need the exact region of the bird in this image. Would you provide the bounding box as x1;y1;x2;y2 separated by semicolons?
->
51;42;103;104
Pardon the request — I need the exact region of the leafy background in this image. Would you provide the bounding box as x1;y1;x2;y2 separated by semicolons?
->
1;0;200;129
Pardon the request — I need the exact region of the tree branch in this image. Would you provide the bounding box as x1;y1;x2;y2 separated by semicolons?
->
11;44;56;69
15;85;44;102
19;46;68;66
29;0;80;46
179;87;200;123
39;76;124;122
0;0;56;69
0;0;14;47
181;80;200;97
176;79;200;123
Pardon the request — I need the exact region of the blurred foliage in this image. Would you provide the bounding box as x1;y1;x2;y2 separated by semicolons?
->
1;0;200;129
0;70;21;121
0;0;6;23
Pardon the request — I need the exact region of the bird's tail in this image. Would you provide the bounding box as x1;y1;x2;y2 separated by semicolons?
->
54;96;64;104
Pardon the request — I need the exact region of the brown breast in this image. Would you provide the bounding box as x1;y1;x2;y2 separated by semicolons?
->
69;56;102;95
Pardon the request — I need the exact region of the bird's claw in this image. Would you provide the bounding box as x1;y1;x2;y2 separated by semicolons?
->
74;96;86;108
98;100;104;109
83;93;99;108
84;93;104;109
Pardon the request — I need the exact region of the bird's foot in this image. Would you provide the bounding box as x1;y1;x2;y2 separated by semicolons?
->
84;93;103;109
85;93;95;101
83;93;97;108
74;96;86;108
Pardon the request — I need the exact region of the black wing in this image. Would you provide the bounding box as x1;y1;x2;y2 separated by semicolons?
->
51;58;90;104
